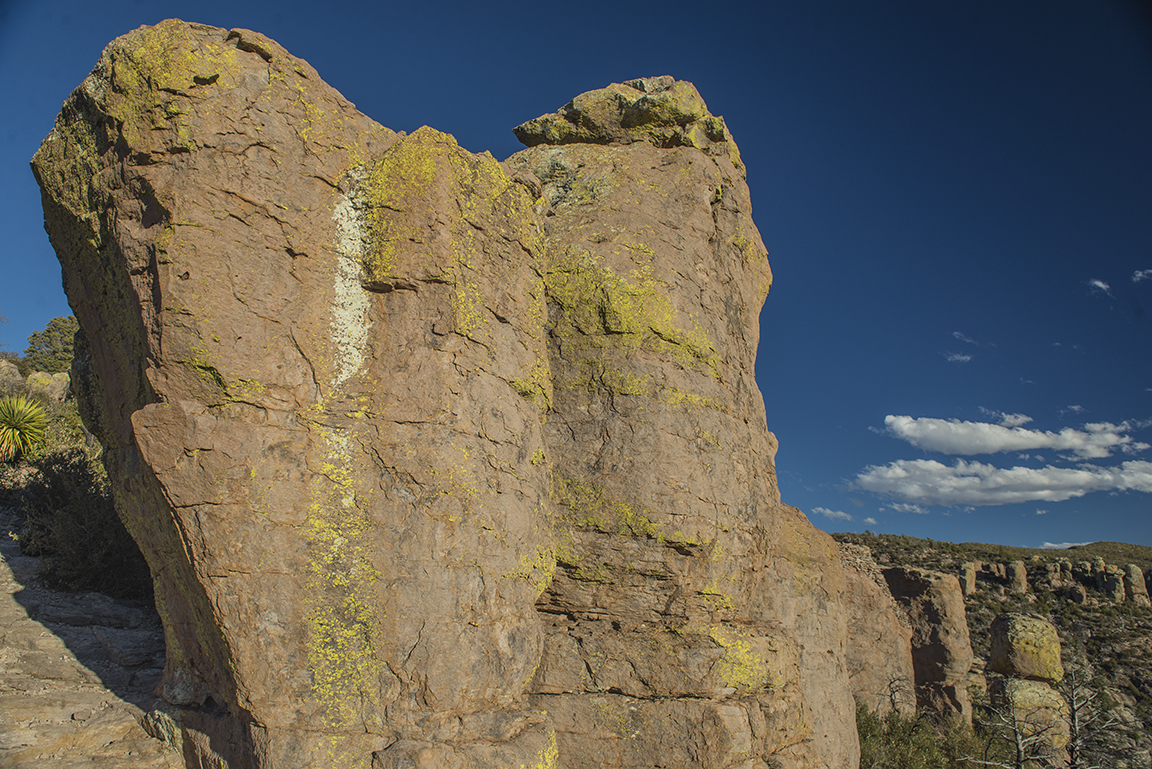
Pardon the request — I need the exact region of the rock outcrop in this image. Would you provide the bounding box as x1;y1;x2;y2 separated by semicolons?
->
838;543;915;715
987;613;1069;755
964;555;1152;607
1007;560;1028;594
882;567;973;722
32;20;857;769
1122;564;1151;607
0;362;72;403
989;613;1063;683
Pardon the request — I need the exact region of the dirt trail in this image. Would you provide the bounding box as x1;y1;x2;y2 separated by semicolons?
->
0;512;180;768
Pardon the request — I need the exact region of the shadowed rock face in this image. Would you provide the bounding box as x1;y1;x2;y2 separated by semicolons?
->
839;543;915;716
32;20;857;769
883;567;974;723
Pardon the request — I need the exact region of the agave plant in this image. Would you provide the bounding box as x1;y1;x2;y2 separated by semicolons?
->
0;394;48;461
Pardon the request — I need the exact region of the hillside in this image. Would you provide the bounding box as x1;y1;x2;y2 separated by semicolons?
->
834;531;1152;766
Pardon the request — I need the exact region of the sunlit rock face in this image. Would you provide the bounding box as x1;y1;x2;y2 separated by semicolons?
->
33;20;857;769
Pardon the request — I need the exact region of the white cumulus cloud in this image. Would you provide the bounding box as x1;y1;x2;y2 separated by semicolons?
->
883;415;1149;459
863;517;878;525
813;507;853;521
855;458;1152;506
1133;269;1152;283
944;353;972;363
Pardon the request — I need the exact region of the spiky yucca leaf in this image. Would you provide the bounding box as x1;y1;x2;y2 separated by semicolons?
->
0;395;48;461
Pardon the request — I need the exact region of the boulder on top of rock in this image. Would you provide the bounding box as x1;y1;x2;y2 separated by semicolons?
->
990;613;1063;684
512;76;741;163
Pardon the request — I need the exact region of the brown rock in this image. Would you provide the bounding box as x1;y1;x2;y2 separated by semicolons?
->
509;78;856;769
1125;564;1152;607
883;567;974;722
1007;560;1028;594
989;613;1063;684
35;19;549;769
839;543;915;715
0;516;179;769
960;562;977;597
32;20;859;769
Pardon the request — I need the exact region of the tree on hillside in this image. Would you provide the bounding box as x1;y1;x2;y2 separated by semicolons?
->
966;665;1133;769
23;315;78;373
968;692;1062;769
1058;663;1128;769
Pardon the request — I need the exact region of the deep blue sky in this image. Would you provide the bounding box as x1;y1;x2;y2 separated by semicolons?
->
2;0;1151;548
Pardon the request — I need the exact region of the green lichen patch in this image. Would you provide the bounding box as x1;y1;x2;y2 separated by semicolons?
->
512;78;741;163
553;477;661;540
103;20;246;151
503;544;558;598
621;81;708;130
303;429;386;729
700;576;737;614
359;126;544;353
545;249;718;377
707;625;776;693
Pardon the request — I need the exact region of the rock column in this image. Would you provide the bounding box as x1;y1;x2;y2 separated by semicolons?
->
883;567;973;722
988;613;1069;757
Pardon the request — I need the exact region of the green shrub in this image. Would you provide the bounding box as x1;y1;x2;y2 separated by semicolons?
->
18;447;152;599
857;703;983;769
0;394;48;461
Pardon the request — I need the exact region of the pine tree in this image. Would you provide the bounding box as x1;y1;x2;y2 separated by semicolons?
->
23;315;78;373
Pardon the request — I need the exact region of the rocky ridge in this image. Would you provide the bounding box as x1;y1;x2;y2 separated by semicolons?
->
835;531;1152;766
31;20;857;769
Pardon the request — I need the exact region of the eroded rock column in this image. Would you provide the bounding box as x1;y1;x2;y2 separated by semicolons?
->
508;77;857;769
34;20;554;769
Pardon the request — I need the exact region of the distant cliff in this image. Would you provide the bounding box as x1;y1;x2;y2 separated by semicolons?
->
836;532;1152;765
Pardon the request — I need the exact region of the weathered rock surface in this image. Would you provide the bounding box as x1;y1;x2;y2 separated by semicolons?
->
32;20;857;769
1007;560;1028;594
0;512;179;768
1122;564;1151;607
987;614;1069;756
26;371;71;403
0;360;22;389
989;613;1063;684
507;76;855;769
960;562;977;597
882;567;973;722
987;678;1070;752
838;543;915;715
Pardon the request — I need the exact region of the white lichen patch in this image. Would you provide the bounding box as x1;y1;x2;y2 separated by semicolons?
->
330;186;371;389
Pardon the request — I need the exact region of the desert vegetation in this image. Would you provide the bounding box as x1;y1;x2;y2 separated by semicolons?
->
0;317;151;598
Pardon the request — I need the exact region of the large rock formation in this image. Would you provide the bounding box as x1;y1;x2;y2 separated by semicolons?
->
32;20;857;769
883;567;973;722
838;543;915;716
